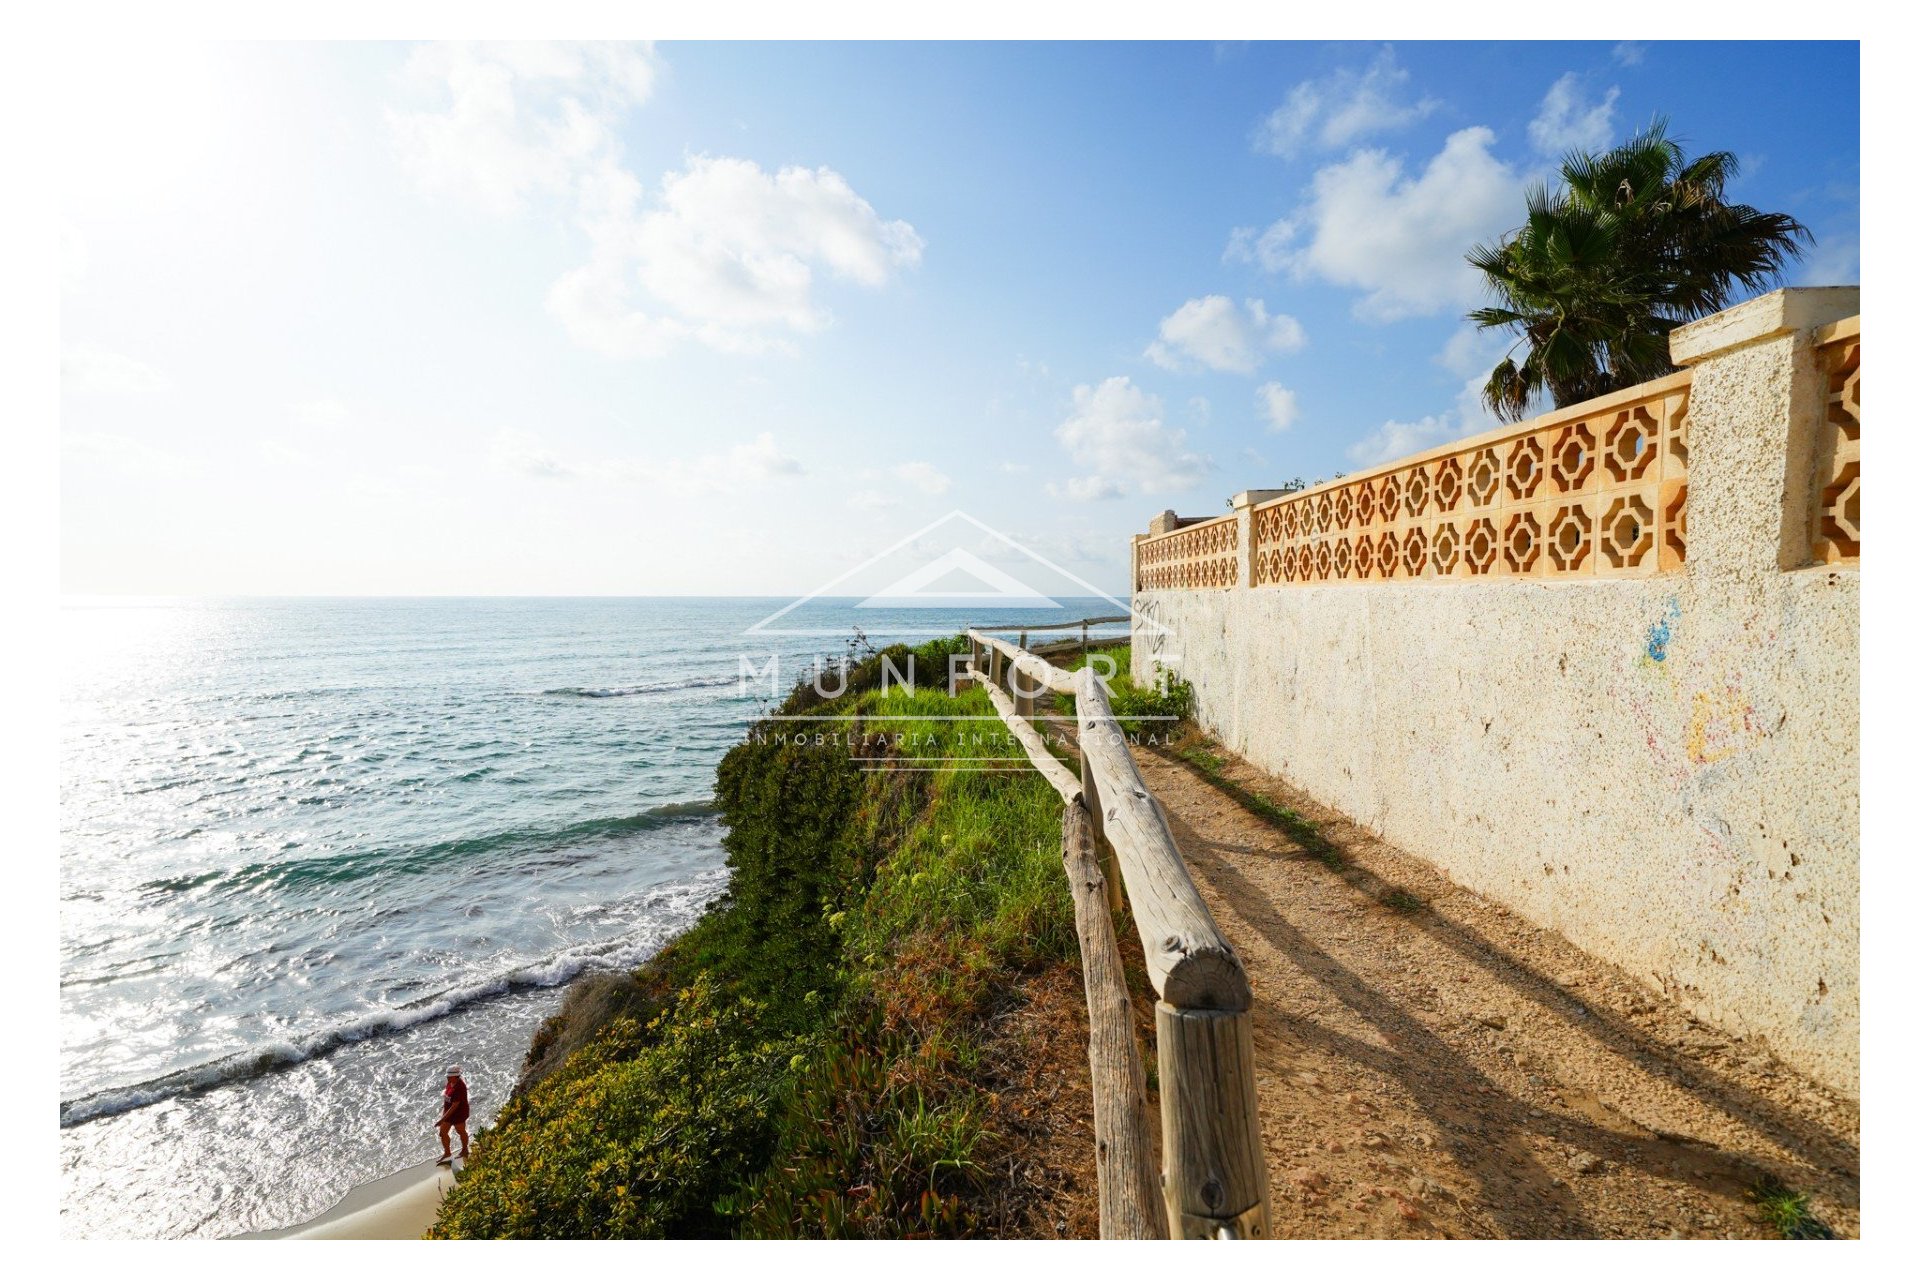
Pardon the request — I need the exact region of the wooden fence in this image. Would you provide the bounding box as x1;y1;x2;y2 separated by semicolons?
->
965;626;1271;1240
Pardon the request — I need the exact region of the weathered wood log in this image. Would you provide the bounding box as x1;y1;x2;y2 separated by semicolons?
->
1074;669;1250;1013
1155;1003;1271;1239
1063;802;1169;1240
973;614;1130;633
975;669;1081;804
1079;743;1125;917
966;631;1078;696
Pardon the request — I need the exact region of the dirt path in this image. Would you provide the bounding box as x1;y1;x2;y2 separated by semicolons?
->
1129;729;1859;1240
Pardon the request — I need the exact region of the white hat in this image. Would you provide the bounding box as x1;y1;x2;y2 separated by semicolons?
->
447;1065;462;1075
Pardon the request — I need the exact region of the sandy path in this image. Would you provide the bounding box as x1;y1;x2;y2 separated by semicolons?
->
1130;733;1858;1240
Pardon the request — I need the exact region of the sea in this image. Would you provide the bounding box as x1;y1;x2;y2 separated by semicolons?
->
59;596;1127;1239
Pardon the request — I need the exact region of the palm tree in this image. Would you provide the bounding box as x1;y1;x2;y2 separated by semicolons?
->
1468;119;1811;421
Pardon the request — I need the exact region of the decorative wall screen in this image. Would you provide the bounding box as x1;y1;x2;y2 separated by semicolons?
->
1248;374;1692;586
1812;319;1860;564
1135;516;1239;590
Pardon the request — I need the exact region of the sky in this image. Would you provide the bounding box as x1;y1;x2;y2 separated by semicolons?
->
58;39;1861;597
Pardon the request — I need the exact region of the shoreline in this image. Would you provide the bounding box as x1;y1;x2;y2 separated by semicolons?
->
234;1157;462;1240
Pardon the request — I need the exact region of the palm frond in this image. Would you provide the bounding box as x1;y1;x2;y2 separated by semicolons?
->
1462;117;1808;410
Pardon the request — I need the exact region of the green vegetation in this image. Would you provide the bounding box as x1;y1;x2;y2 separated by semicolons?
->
1749;1176;1835;1240
1057;644;1194;735
1172;739;1345;870
1469;119;1810;420
430;639;1076;1239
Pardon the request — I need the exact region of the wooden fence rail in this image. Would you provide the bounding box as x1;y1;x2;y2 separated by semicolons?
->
973;615;1131;661
970;614;1132;632
964;627;1271;1240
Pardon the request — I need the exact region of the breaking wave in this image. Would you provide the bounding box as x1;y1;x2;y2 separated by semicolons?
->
542;676;739;698
60;869;728;1128
138;801;719;898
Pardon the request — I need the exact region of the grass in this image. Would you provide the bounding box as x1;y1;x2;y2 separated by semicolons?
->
431;638;1078;1239
1749;1176;1835;1240
1054;644;1193;737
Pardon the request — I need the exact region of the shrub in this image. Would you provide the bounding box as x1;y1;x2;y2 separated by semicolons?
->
430;976;805;1239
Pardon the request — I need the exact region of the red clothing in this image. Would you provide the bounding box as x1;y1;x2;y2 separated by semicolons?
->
442;1075;469;1124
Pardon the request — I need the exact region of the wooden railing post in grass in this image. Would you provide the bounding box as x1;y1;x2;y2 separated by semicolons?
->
1062;800;1168;1239
1075;668;1271;1240
1010;658;1035;721
965;625;1273;1241
1154;1003;1270;1238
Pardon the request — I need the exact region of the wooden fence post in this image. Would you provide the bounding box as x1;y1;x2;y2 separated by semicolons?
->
1079;743;1125;916
1156;1003;1271;1239
1063;802;1168;1239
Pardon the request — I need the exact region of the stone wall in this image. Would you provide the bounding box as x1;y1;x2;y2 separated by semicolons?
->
1131;289;1860;1095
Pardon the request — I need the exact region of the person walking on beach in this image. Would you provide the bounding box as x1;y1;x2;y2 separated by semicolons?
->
436;1066;470;1165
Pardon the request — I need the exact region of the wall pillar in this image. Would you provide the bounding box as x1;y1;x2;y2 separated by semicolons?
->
1671;286;1859;580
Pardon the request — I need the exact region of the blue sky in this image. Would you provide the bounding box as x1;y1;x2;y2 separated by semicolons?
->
59;40;1860;596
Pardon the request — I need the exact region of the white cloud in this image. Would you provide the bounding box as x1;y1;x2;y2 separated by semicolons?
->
1256;381;1299;432
490;428;578;480
1528;73;1619;156
391;43;921;358
1346;350;1506;469
696;431;806;484
490;428;804;490
549;155;924;357
1253;48;1439;158
892;461;951;494
389;42;658;216
643;157;920;328
1230;127;1524;321
1613;42;1647;67
1144;296;1306;374
61;345;170;396
1435;325;1510;379
1045;475;1126;503
260;440;314;467
848;490;902;511
1346;415;1458;468
1450;368;1506;437
1051;376;1210;501
290;398;352;429
63;431;193;477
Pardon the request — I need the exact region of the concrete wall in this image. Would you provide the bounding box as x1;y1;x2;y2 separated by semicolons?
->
1134;289;1860;1095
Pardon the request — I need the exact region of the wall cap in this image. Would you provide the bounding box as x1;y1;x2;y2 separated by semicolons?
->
1670;287;1861;366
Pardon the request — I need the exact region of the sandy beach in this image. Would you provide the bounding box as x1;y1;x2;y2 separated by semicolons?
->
235;1158;460;1240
